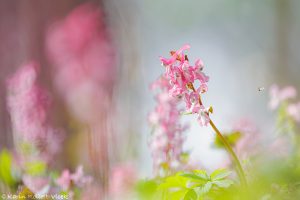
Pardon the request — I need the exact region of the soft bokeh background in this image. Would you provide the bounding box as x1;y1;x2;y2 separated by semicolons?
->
0;0;300;178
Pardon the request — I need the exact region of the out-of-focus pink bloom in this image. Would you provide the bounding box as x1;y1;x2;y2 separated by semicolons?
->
6;63;49;141
109;164;137;199
149;76;188;175
46;3;116;123
6;62;63;163
269;84;297;109
232;118;258;134
56;166;92;191
233;119;261;161
287;102;300;122
159;45;210;127
46;4;115;195
56;169;72;191
22;175;49;194
46;3;116;89
219;119;261;169
71;166;93;187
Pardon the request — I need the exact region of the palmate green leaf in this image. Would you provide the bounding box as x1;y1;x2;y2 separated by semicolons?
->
213;180;234;188
180;173;207;181
180;171;209;187
210;169;232;181
193;170;210;180
156;169;234;200
195;182;212;196
158;173;189;190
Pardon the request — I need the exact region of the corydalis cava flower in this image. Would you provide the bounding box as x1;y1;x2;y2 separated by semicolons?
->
6;62;63;164
149;76;188;176
160;44;211;126
157;45;247;186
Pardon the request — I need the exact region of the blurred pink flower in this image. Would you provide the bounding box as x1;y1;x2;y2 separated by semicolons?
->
46;4;116;195
287;102;300;122
71;166;92;187
22;175;49;194
149;76;188;175
233;119;261;161
56;169;71;191
219;118;261;169
269;84;297;109
109;164;137;199
6;62;63;163
56;166;92;191
46;3;116;97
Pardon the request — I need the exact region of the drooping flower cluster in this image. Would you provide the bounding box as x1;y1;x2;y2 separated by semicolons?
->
6;62;63;164
159;44;211;126
148;76;188;176
269;84;300;123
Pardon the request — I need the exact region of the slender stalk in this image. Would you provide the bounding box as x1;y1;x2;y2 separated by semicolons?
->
209;120;247;187
190;83;247;186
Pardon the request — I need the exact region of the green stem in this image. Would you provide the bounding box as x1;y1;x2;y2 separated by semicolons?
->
189;82;247;186
209;120;247;187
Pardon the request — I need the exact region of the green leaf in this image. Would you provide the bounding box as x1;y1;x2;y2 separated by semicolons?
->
158;174;188;190
180;173;207;181
184;189;197;200
136;179;158;199
0;149;16;187
210;169;232;181
195;182;212;196
213;180;234;188
193;170;210;180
